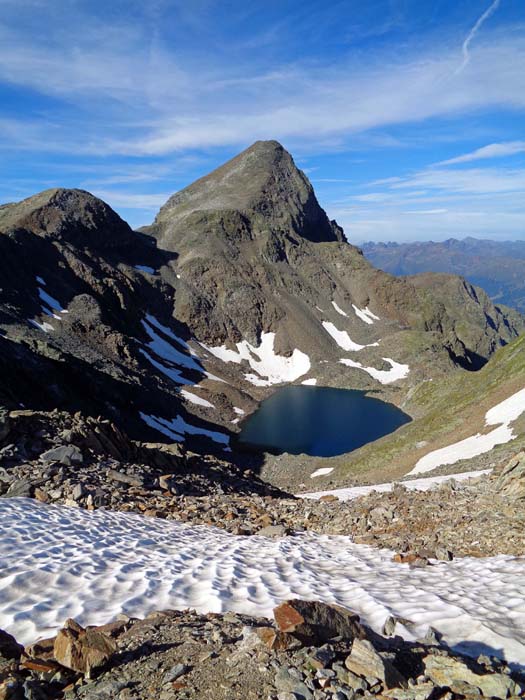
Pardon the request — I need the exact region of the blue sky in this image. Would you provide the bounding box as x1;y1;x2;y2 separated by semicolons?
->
1;0;524;242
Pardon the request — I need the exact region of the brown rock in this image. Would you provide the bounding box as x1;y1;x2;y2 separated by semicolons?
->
254;626;294;650
53;618;117;677
273;599;364;643
20;658;61;673
25;636;55;661
319;495;339;502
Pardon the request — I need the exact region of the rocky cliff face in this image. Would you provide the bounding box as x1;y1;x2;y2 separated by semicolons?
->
146;140;523;380
1;141;523;454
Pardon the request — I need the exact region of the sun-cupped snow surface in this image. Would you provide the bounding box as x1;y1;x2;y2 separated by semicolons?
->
340;357;410;384
301;469;491;500
352;305;379;325
331;301;348;317
140;412;229;445
322;322;379;352
408;387;525;476
202;332;311;386
180;389;215;409
1;499;524;665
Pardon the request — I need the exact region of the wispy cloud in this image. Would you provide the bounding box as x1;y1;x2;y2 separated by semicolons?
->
90;190;172;210
455;0;501;74
437;141;525;165
1;1;524;158
391;166;525;194
334;158;525;243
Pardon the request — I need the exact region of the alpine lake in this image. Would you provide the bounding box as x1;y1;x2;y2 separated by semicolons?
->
236;385;410;457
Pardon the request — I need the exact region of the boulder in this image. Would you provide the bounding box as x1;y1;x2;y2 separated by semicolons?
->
0;629;23;661
53;618;116;677
496;452;525;500
423;653;522;699
344;639;407;689
273;600;365;644
40;445;83;466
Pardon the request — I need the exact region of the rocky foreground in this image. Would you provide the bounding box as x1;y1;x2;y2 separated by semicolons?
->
2;600;524;700
2;406;525;699
2;407;524;559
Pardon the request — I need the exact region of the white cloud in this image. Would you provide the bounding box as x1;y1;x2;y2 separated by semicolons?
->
455;0;501;74
0;2;524;158
91;190;172;210
391;167;525;195
334;161;525;243
437;141;525;165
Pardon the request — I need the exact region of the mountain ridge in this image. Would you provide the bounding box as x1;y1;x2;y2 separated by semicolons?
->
363;238;525;313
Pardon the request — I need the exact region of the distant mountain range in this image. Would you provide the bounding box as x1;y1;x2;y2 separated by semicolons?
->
362;238;525;313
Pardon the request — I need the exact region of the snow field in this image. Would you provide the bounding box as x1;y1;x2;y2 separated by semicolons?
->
302;469;492;499
408;387;525;475
322;322;379;352
352;305;380;325
140;412;229;446
339;357;410;384
1;498;524;666
202;332;311;386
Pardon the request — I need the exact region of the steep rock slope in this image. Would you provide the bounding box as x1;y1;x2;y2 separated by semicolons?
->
0;189;233;452
146;140;523;386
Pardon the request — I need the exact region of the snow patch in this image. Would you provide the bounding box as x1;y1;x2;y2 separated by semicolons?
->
180;389;215;409
310;467;334;478
408;387;525;476
202;332;310;386
141;316;203;384
134;265;155;274
332;301;348;317
352;305;379;325
140;412;229;445
233;407;245;416
139;350;194;386
28;319;54;333
36;276;67;318
301;378;317;386
322;322;379;352
339;357;410;384
302;469;491;500
1;498;524;666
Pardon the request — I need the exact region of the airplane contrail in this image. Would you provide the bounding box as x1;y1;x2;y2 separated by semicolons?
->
455;0;501;74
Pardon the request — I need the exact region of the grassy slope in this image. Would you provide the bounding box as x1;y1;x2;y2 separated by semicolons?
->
331;333;525;483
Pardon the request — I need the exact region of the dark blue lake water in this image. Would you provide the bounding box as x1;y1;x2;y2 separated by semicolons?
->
237;386;410;457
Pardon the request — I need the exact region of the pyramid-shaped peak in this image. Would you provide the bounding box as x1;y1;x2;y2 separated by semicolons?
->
154;141;345;245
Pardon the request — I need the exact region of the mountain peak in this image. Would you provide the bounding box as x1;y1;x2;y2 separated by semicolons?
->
0;187;135;250
153;140;345;248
